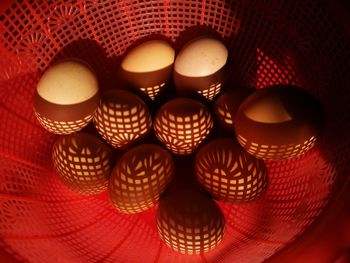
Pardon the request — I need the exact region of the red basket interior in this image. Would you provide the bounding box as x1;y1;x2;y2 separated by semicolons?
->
0;0;350;262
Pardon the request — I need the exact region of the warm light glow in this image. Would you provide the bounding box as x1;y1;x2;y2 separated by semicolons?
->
35;112;92;135
37;60;98;105
154;98;213;155
94;90;152;149
52;132;113;195
235;85;324;160
140;82;165;100
109;144;174;214
157;188;225;254
244;96;293;123
121;40;175;73
195;138;268;203
237;134;317;160
174;38;228;77
197;82;222;100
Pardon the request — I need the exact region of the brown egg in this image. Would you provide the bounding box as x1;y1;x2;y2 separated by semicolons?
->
153;98;213;155
109;144;174;214
33;59;99;134
195;138;268;203
214;87;255;131
93;89;152;149
156;187;225;254
52;132;114;195
235;85;324;160
121;40;175;100
174;37;228;100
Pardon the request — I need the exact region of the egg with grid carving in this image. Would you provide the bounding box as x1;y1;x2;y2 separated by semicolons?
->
153;98;213;155
52;132;114;195
121;40;175;100
174;37;228;100
109;144;174;214
33;59;99;135
93;89;152;149
195;138;268;203
214;87;254;131
235;84;324;160
156;187;225;254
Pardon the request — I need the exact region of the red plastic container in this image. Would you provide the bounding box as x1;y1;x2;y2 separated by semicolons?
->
0;0;349;262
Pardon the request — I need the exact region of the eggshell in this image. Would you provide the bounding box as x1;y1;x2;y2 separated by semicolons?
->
174;37;228;100
153;98;213;155
214;87;255;131
109;144;174;214
121;40;175;100
235;84;324;160
93;89;152;149
52;132;114;195
33;59;99;134
195;138;268;203
156;187;225;254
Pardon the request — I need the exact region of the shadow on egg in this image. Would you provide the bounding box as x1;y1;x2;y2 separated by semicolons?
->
235;84;325;160
214;86;255;132
51;38;124;92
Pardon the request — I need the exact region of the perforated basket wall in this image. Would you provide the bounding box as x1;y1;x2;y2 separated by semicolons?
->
0;0;350;263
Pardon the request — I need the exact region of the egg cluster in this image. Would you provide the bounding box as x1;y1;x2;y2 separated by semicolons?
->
34;35;324;255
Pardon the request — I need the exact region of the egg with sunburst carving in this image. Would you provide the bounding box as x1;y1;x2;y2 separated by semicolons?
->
52;132;114;195
195;138;268;203
109;144;174;214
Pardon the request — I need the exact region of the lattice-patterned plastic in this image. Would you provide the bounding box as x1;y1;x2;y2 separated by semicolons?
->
0;0;350;263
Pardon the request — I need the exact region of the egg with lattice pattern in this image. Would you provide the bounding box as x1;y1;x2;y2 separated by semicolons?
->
214;87;254;131
109;144;174;214
156;187;225;254
195;138;268;203
52;132;114;195
93;89;152;149
235;84;324;160
153;98;213;155
33;59;99;135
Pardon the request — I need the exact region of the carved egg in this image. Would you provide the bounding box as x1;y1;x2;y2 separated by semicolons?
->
174;37;228;100
93;89;152;149
52;132;114;195
109;144;174;214
156;187;225;254
195;138;268;203
235;85;324;160
33;59;99;134
214;87;254;131
121;40;175;100
153;98;213;155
